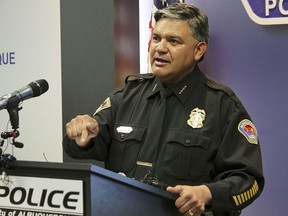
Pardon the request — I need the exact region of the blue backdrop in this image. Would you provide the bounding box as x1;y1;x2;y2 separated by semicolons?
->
187;0;288;215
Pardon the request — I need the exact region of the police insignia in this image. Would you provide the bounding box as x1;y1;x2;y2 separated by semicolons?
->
187;108;206;129
93;97;111;115
238;119;258;144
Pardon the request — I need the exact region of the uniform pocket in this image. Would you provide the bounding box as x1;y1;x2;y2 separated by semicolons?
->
109;124;146;173
163;129;211;181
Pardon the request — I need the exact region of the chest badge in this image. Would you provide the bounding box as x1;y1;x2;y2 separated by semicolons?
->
187;108;206;129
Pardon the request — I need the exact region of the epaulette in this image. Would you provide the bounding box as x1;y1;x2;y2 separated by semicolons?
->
111;87;124;95
205;75;235;98
125;73;155;84
205;75;243;107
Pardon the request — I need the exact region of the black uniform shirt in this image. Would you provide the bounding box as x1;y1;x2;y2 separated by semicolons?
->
63;66;264;213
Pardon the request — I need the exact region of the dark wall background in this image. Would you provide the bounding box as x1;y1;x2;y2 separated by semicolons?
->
60;0;139;163
61;0;114;119
61;0;114;163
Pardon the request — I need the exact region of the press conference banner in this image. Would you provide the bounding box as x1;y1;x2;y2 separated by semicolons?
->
0;0;62;162
0;176;84;216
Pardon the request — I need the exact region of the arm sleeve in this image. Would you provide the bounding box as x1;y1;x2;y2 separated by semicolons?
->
205;108;265;211
62;88;123;161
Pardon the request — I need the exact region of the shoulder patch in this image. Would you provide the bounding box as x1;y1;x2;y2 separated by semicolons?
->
238;119;258;144
93;97;111;116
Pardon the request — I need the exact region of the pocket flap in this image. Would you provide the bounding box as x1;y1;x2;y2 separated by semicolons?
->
167;129;210;150
113;125;146;142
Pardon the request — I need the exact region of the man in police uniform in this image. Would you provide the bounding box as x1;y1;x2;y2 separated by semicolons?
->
63;3;264;216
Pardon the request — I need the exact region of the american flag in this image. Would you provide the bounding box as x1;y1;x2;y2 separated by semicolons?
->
149;0;185;36
154;0;185;10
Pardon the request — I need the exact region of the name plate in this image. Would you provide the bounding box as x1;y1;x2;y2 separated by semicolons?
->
0;175;84;216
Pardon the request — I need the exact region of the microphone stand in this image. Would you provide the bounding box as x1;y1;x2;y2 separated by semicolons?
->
0;104;24;178
5;103;24;148
7;105;22;130
0;135;16;185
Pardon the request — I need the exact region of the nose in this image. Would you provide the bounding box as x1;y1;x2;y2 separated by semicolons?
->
155;39;168;53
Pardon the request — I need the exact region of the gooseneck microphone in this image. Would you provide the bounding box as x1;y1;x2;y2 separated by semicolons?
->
0;79;49;110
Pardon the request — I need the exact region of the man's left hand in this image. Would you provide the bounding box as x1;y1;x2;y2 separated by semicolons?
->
167;185;212;216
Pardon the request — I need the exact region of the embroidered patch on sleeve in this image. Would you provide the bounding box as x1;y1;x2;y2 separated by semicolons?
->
238;119;258;144
93;97;111;116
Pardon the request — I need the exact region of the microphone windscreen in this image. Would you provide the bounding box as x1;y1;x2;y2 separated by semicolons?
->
29;79;49;97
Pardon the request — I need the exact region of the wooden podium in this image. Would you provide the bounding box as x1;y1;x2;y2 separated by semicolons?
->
0;161;181;216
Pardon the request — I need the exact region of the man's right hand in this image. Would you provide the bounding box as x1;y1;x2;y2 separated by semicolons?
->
66;114;99;147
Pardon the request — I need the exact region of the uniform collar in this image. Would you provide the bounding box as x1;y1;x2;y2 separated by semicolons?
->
171;65;203;104
146;77;163;99
146;65;204;103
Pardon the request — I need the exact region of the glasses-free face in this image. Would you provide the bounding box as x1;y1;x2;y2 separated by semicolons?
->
149;18;207;86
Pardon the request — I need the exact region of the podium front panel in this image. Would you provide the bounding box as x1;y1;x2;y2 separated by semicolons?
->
0;161;181;216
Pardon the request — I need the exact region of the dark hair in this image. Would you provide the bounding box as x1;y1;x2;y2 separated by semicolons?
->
154;3;209;44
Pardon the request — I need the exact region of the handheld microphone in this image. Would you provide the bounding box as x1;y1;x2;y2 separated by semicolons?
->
0;79;49;110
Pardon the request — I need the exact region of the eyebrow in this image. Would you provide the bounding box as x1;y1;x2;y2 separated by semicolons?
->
153;32;183;41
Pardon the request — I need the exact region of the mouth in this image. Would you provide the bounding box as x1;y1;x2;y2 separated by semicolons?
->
154;57;169;65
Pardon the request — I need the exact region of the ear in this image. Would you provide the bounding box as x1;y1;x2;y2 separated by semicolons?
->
194;42;207;61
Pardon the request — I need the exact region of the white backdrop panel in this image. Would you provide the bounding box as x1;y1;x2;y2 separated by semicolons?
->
0;0;62;162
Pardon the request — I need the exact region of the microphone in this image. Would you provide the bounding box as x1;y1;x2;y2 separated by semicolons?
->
0;79;49;110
